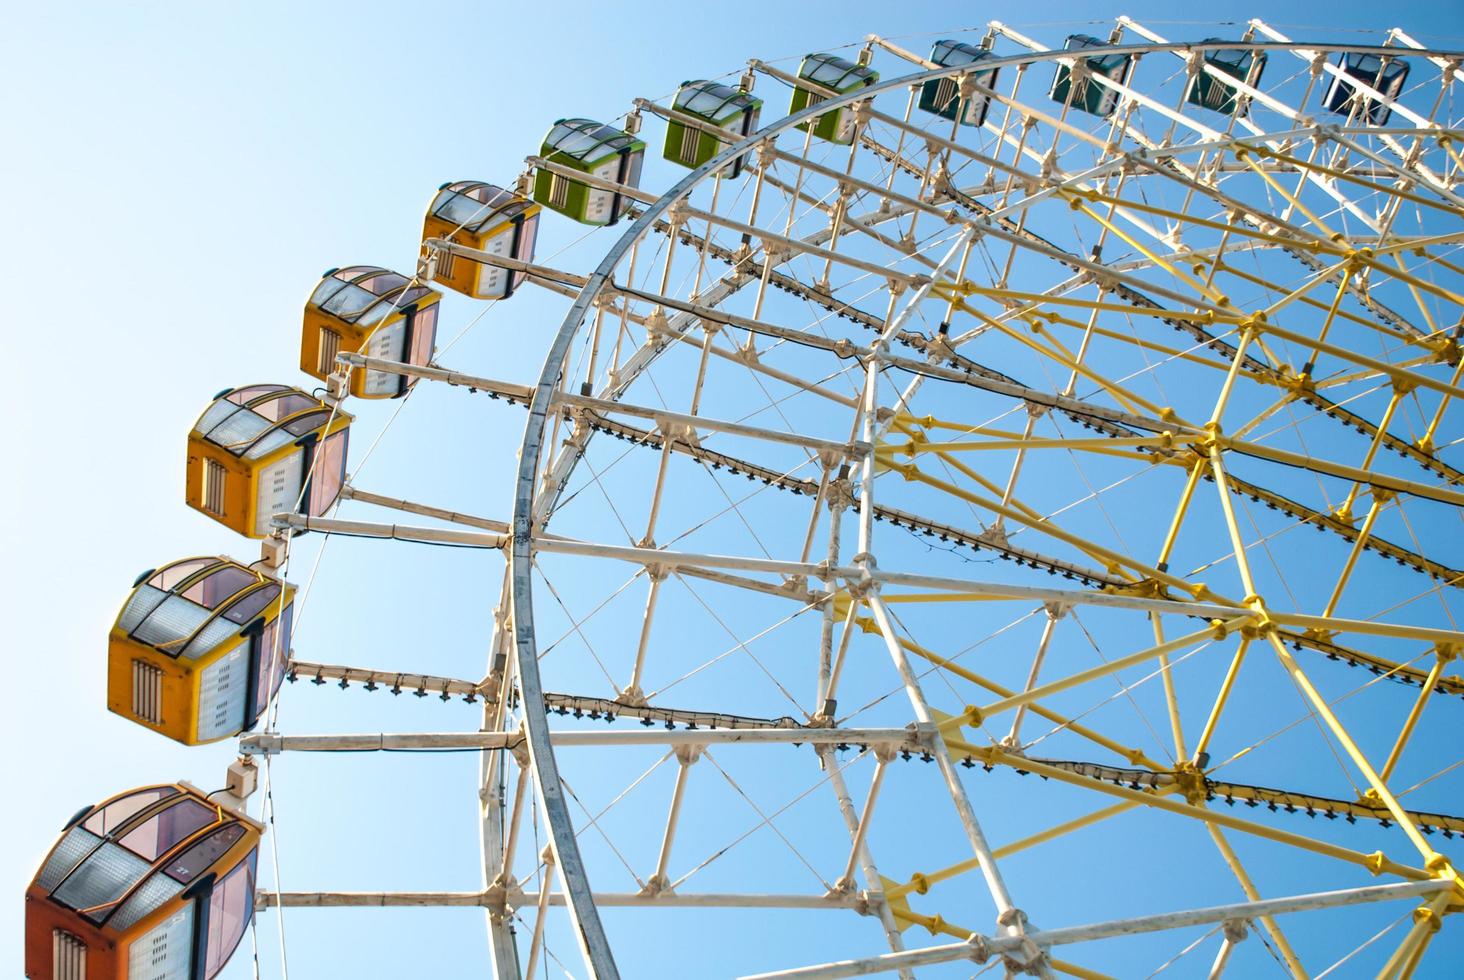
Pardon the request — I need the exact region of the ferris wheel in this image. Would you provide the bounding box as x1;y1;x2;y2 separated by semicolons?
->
25;14;1464;980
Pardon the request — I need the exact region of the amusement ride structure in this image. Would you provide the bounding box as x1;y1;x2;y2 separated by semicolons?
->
24;15;1464;979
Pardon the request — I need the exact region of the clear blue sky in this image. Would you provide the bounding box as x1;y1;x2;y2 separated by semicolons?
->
5;2;1463;977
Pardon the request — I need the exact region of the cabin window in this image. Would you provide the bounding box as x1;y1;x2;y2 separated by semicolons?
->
203;460;227;516
52;930;86;980
319;282;376;319
222;584;280;627
118;799;217;861
164;824;246;884
253;602;292;719
307;430;349;516
82;788;177;837
181;567;255;610
203;852;257;978
408;305;438;368
132;660;163;724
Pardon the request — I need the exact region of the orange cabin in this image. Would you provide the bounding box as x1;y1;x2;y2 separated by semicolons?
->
300;266;441;398
421;181;540;300
26;784;262;980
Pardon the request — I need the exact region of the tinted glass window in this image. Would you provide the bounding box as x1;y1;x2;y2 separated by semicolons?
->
408;305;438;368
282;410;329;437
83;787;176;837
254;393;318;422
223;584;280;626
204;852;257;979
355;271;408;297
118;799;218;861
164;824;245;884
148;559;216;592
307;429;349;516
225;385;287;406
252;602;292;722
181;566;256;610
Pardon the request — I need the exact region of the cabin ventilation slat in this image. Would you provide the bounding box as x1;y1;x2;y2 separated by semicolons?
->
53;929;87;980
316;327;341;377
679;124;701;166
132;659;163;725
549;174;569;209
203;459;227;516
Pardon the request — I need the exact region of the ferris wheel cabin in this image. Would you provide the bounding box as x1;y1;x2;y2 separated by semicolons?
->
918;40;1000;128
533;119;645;226
1050;34;1133;117
789;53;879;144
1324;51;1410;125
1185;41;1267;116
663;80;763;177
108;557;294;745
26;785;261;980
185;385;352;539
421;182;541;300
300;266;441;397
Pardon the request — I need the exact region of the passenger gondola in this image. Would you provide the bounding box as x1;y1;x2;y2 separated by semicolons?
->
185;385;352;538
26;784;262;980
108;557;294;745
300;266;441;396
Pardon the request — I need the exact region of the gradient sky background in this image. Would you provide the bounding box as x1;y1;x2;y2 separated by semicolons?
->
5;2;1464;977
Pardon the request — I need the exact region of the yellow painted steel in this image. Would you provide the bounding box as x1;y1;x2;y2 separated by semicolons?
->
1205;825;1308;977
1323;492;1391;617
863;616;1163;769
1378;649;1454;785
949;740;1430;881
962;617;1249;725
1264;631;1455;873
1192;638;1252;763
1376;891;1452;979
886;802;1139;902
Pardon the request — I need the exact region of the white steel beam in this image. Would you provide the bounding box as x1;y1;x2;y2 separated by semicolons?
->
239;727;922;755
740;880;1453;979
261;890;868;910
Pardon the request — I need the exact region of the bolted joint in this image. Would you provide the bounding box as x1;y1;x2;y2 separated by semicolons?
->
1412;903;1444;933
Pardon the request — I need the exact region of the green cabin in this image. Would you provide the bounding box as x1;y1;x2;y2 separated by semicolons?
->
534;119;646;227
664;80;763;178
1050;35;1132;118
918;40;1000;128
1323;52;1410;126
789;53;879;145
1186;41;1266;117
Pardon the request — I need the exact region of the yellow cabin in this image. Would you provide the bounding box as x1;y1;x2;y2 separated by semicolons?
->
422;182;541;299
185;385;352;539
108;557;295;745
26;784;262;980
300;266;441;398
